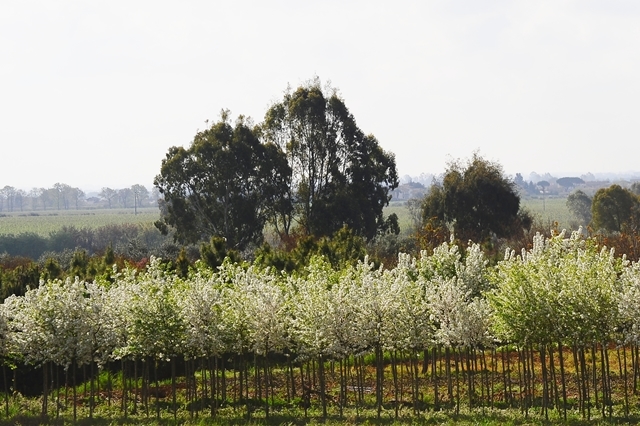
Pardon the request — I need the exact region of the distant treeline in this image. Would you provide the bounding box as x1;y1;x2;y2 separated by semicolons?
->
0;183;157;212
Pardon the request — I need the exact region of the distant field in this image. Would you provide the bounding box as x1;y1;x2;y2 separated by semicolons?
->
521;196;575;231
385;201;415;235
0;208;160;237
0;199;575;239
386;196;577;236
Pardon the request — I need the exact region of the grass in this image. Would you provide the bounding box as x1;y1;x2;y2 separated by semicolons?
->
1;395;636;425
520;196;575;232
0;208;160;237
385;202;419;236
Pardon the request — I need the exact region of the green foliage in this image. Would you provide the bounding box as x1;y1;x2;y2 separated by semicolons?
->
566;189;592;226
0;232;47;259
3;235;640;422
155;114;290;251
199;236;240;271
421;154;531;243
255;226;367;272
41;257;62;281
556;176;585;188
0;257;39;300
0;222;170;262
591;184;640;233
174;247;190;278
253;242;298;273
489;230;621;345
262;78;398;241
317;226;367;269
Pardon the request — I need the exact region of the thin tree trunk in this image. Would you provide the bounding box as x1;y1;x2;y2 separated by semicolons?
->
42;361;48;418
90;361;95;419
3;365;8;417
540;344;549;420
391;351;399;419
558;342;567;421
500;347;509;406
432;346;439;411
445;346;453;403
154;359;160;420
591;344;599;411
623;345;630;418
122;359;127;419
454;348;461;416
601;343;612;418
548;344;560;415
172;358;177;420
319;355;327;419
54;363;60;419
73;359;77;422
263;355;269;419
211;356;217;417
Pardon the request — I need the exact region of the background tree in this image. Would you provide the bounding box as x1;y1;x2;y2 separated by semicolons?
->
53;183;71;210
406;197;425;231
131;184;150;214
0;186;16;212
420;154;531;244
14;189;26;211
69;187;85;209
556;177;585;189
41;187;58;210
261;78;398;241
631;182;640;196
154;113;290;251
591;184;640;233
28;188;43;210
567;189;593;226
99;187;118;209
118;188;134;208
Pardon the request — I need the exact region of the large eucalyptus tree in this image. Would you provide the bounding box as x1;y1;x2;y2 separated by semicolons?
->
262;78;399;240
154;113;291;251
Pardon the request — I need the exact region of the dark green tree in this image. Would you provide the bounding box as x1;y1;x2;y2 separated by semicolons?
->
154;113;291;251
566;190;592;226
557;177;585;189
591;184;640;233
261;78;398;241
421;154;531;243
199;236;240;270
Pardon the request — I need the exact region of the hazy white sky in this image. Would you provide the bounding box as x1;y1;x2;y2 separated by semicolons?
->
1;1;639;191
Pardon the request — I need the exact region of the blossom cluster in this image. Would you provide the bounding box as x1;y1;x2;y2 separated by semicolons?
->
1;232;639;371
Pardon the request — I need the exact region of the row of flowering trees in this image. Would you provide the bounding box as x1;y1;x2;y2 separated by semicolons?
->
1;231;640;421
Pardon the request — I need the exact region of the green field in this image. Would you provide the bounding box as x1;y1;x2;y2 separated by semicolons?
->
521;196;575;231
385;201;416;235
0;205;417;239
387;196;577;236
0;199;575;240
0;207;160;236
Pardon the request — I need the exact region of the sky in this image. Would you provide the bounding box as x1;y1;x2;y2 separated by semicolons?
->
1;1;640;192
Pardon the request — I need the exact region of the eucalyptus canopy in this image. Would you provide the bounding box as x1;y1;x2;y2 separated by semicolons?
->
262;78;399;240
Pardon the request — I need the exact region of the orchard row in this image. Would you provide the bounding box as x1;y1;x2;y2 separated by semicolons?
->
1;230;640;421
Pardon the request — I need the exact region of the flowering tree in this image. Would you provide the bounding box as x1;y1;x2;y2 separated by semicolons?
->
489;230;622;419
